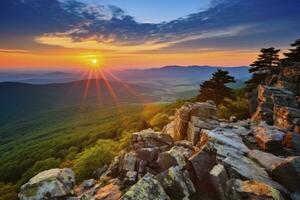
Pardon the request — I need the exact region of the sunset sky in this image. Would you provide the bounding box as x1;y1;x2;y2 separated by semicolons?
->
1;0;300;71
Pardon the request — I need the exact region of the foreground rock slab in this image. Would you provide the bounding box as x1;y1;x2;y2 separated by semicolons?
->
121;173;170;200
19;168;75;200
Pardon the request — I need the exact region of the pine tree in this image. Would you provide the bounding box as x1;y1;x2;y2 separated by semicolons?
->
246;47;280;91
283;38;300;64
198;69;235;106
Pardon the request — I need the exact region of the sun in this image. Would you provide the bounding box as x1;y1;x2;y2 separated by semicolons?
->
91;59;97;65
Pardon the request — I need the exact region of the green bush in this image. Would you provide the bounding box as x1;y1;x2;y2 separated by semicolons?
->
73;139;118;183
218;97;249;120
149;113;170;130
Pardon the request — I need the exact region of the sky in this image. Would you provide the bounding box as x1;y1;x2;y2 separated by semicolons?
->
0;0;300;71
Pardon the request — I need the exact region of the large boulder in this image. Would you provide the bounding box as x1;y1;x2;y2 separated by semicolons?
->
253;122;285;152
121;173;170;200
158;166;195;200
271;157;300;192
226;179;284;200
19;168;75;200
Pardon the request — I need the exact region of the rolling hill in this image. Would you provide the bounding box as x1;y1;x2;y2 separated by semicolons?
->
0;79;155;125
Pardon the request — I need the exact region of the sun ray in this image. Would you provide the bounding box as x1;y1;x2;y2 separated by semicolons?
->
99;69;121;109
103;69;148;104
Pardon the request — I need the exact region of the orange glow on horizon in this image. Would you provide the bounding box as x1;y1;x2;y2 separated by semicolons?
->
0;50;258;71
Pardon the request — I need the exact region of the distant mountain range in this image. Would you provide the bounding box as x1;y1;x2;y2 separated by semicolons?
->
0;65;250;84
117;65;250;80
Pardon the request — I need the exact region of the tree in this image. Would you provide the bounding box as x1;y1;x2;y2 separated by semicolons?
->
246;47;280;91
283;38;300;64
198;69;235;106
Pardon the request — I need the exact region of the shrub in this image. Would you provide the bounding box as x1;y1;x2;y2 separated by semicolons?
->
149;113;170;130
218;97;249;120
73;139;118;183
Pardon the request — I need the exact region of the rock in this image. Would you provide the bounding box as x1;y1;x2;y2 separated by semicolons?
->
158;166;195;200
137;160;147;179
82;179;96;189
252;85;299;124
162;121;175;138
222;154;288;196
103;154;122;178
276;63;300;97
174;140;194;150
230;116;238;123
283;132;300;154
157;145;193;171
19;168;75;200
120;151;137;172
124;171;137;185
271;156;300;192
226;179;284;200
291;192;300;200
173;101;218;140
187;116;219;145
132;129;173;149
136;148;158;162
253;122;285;152
200;128;250;156
248;150;285;172
94;180;122;200
209;164;228;200
189;143;217;181
121;173;170;200
275;106;300;131
94;165;108;178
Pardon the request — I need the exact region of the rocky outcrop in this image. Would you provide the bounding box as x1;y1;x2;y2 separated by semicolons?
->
276;63;300;96
252;85;299;125
21;97;300;200
19;168;75;200
169;101;218;142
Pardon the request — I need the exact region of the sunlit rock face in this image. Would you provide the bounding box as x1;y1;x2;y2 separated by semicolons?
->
276;63;300;96
166;101;219;143
18;168;75;200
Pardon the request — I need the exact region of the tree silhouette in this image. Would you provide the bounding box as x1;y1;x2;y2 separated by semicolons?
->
283;38;300;64
198;69;235;106
246;47;280;91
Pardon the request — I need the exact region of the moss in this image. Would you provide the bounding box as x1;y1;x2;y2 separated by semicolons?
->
24;186;38;197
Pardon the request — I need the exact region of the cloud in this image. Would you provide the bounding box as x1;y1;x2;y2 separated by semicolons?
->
1;0;300;53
